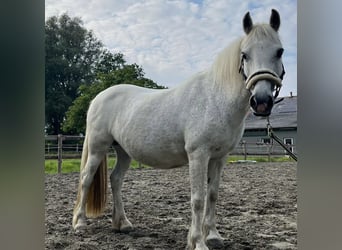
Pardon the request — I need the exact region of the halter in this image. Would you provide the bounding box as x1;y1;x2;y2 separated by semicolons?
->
239;58;285;100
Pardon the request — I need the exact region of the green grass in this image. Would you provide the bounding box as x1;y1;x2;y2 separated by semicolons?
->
45;155;293;174
227;155;294;163
45;159;82;174
45;157;149;174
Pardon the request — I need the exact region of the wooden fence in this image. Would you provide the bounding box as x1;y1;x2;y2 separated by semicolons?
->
45;135;296;173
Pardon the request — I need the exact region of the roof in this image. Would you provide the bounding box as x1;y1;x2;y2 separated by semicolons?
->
244;95;297;130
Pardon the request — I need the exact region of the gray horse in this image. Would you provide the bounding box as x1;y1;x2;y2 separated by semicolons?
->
73;9;285;250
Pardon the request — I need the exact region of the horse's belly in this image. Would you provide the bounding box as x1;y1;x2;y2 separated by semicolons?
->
134;152;188;169
124;143;188;169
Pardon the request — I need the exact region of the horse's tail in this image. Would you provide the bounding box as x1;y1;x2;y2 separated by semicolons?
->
86;154;108;218
73;133;108;218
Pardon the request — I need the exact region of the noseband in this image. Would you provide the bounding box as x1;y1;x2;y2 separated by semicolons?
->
239;59;285;100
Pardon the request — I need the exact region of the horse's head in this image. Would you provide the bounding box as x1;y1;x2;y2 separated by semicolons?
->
239;9;285;116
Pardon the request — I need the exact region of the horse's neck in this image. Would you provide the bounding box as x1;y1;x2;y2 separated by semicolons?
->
204;75;251;121
222;93;250;129
174;71;250;124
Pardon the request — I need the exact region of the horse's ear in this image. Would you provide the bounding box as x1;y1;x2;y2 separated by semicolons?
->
270;9;280;32
243;12;253;34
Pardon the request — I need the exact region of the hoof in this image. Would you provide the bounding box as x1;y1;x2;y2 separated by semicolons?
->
206;237;224;248
73;219;87;231
112;218;133;233
119;224;134;233
187;240;209;250
206;230;224;248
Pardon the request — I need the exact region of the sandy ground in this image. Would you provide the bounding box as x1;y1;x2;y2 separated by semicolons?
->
45;162;297;249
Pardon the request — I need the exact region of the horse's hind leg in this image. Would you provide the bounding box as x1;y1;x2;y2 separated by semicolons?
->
203;158;225;248
73;150;108;230
110;145;133;232
73;132;112;231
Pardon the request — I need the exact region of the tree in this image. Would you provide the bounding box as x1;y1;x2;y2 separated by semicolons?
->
95;49;126;74
62;54;166;134
45;14;103;134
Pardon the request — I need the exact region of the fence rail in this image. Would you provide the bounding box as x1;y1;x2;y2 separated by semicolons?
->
45;135;296;173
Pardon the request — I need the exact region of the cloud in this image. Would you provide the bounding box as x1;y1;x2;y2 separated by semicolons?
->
46;0;297;95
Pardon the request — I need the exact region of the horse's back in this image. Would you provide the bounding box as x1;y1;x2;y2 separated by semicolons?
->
91;84;156;108
88;84;163;123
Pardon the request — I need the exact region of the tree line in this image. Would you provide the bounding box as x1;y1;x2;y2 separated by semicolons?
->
46;13;166;135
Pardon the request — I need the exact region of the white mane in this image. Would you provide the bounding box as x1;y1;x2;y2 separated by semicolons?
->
211;38;244;89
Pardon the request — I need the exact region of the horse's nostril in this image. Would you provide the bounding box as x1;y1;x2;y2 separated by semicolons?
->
250;96;257;110
250;94;273;116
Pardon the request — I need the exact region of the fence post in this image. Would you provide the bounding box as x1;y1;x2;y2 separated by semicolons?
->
268;144;271;162
243;141;247;160
57;134;63;174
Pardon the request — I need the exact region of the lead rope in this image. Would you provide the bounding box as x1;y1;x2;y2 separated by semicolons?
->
266;116;298;161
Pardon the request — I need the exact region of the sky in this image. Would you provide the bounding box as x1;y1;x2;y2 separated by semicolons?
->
45;0;297;97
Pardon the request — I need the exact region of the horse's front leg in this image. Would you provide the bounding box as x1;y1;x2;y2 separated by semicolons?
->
203;158;225;248
187;151;210;250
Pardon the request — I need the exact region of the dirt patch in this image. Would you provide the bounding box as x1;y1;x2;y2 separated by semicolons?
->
45;162;297;249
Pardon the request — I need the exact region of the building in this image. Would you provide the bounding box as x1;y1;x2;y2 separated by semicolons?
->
238;94;297;156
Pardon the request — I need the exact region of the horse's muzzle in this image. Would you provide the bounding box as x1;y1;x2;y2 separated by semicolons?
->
245;69;282;116
249;94;273;116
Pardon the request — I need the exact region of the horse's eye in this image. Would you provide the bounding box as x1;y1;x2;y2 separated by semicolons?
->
276;48;284;58
241;52;248;60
